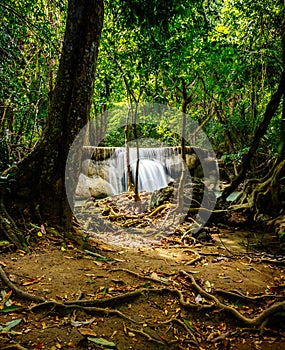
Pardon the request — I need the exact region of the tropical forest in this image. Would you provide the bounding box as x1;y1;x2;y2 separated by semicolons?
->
0;0;285;349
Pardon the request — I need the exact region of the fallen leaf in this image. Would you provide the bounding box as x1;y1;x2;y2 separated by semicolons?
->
1;290;12;305
0;305;21;314
23;276;43;286
71;317;96;327
159;335;169;344
88;337;116;347
0;318;22;333
40;224;46;234
195;294;202;303
67;342;75;348
78;327;97;336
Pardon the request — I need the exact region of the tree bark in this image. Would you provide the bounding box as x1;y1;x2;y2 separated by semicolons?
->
10;0;104;231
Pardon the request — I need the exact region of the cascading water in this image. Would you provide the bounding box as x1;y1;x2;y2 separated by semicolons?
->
108;147;182;194
131;159;170;193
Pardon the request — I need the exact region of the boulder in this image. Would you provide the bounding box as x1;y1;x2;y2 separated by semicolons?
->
75;173;115;199
81;159;110;179
150;183;174;209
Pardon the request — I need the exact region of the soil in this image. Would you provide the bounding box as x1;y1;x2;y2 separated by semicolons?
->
1;226;285;350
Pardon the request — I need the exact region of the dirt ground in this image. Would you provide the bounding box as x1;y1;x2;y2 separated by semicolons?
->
1;227;285;350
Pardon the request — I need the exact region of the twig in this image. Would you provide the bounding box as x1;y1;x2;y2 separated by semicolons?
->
185;253;202;266
158;318;199;345
125;326;165;345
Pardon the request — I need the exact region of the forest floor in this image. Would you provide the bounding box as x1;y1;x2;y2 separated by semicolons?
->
1;224;285;350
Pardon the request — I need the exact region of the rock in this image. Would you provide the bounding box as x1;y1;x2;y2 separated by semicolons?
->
81;159;111;179
185;153;198;170
75;173;115;199
150;183;174;209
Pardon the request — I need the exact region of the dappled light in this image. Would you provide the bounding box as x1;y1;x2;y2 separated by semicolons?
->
0;0;285;349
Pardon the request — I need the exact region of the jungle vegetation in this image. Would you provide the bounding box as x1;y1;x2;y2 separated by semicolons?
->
0;0;284;248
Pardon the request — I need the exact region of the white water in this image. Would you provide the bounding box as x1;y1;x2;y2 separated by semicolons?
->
108;147;181;194
131;159;170;193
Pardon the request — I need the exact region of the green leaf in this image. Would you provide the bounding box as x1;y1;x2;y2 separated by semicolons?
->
84;250;114;262
0;318;22;333
88;337;116;348
0;240;13;247
182;318;194;331
0;305;22;314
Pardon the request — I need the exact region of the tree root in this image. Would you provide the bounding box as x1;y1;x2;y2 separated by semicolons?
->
0;266;45;303
1;265;285;335
214;288;284;301
181;270;285;327
0;197;29;252
158;317;200;345
230;160;285;225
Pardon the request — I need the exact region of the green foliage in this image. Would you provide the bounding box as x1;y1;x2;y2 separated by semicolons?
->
1;0;284;168
0;0;66;147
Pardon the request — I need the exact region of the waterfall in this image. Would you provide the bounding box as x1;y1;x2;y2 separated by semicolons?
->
131;159;170;193
108;147;182;194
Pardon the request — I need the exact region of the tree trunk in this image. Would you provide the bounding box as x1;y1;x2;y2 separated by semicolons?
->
221;70;285;200
10;0;104;231
176;78;194;211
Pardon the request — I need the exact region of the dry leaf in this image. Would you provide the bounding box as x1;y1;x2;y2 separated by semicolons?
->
23;276;43;286
78;327;97;336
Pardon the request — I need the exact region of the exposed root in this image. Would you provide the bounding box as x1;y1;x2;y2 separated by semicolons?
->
230;160;285;232
0;266;45;303
0;198;29;252
2;263;285;337
184;251;202;266
181;270;285;327
214;288;284;301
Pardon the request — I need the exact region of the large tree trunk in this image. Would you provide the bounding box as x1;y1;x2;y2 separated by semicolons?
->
221;70;285;200
10;0;104;231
